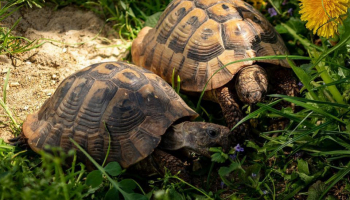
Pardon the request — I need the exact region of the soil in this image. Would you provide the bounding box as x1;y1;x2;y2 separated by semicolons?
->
0;5;129;141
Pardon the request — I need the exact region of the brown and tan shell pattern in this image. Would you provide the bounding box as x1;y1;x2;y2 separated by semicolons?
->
132;0;289;92
22;62;198;168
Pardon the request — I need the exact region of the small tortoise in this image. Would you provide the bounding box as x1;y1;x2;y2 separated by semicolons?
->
132;0;298;138
11;61;230;176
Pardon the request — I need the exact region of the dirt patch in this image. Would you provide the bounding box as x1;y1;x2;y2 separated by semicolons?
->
0;5;129;141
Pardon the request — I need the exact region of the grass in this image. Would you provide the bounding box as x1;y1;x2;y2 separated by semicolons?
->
1;0;350;199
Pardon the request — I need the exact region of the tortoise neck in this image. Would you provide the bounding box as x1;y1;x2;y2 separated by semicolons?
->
158;122;187;151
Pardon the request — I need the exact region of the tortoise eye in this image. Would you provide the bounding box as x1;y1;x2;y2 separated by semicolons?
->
207;129;219;138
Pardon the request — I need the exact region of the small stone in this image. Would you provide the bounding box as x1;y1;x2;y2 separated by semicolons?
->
47;92;52;96
24;106;29;110
10;82;20;87
26;61;32;65
52;74;57;79
62;48;67;53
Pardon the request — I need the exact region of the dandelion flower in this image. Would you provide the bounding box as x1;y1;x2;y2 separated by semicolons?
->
248;0;267;10
299;0;350;38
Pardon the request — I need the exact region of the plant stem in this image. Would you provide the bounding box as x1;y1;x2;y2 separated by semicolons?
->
315;64;345;104
281;23;324;52
310;81;335;103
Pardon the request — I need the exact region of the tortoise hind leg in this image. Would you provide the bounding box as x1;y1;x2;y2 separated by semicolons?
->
215;86;249;143
8;133;28;148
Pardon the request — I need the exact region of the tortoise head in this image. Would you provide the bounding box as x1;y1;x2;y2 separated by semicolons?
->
159;122;231;158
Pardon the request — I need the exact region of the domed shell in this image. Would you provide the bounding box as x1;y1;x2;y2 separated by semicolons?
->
132;0;289;92
22;62;198;168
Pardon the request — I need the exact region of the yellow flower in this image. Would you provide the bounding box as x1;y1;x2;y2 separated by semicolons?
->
248;0;267;10
299;0;350;38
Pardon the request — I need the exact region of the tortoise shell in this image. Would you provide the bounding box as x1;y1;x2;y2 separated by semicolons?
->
132;0;289;92
23;62;198;168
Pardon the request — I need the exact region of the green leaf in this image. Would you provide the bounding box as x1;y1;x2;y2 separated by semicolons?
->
119;179;137;193
104;162;122;176
165;188;184;200
144;12;162;27
120;1;127;10
70;139;146;198
86;170;103;188
275;24;288;34
211;152;227;163
123;193;148;200
298;172;314;183
297;159;309;175
288;58;318;100
218;162;239;176
286;18;307;35
307;181;326;200
105;187;120;200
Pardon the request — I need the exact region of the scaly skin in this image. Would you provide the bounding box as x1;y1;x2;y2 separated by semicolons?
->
235;65;268;104
215;86;248;143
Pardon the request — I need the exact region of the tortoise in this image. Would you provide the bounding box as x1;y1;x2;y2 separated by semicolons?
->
10;61;230;176
131;0;299;138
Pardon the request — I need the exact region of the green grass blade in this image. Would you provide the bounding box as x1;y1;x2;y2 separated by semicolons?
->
320;163;350;199
176;75;181;94
256;103;315;128
311;150;350;156
267;120;333;158
281;98;345;124
231;100;282;131
3;69;10;104
287;58;319;100
69;138;147;199
268;94;350;109
313;77;350;88
102;122;111;167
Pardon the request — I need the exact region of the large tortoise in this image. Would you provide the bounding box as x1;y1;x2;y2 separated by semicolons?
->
132;0;299;138
11;62;230;176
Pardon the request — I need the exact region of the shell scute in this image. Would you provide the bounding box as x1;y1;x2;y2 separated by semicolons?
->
185;19;224;62
111;68;149;91
156;1;194;44
207;3;242;23
167;8;207;54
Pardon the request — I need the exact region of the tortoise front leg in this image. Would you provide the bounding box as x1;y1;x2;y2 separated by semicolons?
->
131;149;190;181
216;86;248;142
152;149;190;181
235;65;268;104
